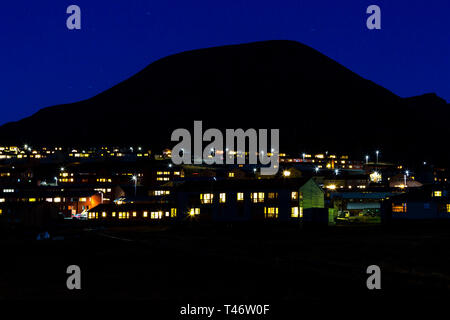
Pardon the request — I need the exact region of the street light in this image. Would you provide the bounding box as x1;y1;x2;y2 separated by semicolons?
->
132;175;137;196
54;177;58;186
404;170;409;188
315;166;319;173
302;153;306;162
376;150;379;164
365;155;369;165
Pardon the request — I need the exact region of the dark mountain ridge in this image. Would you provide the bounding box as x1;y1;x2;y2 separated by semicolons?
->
0;40;448;164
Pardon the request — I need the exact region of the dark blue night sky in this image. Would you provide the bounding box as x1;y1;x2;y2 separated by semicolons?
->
1;0;449;125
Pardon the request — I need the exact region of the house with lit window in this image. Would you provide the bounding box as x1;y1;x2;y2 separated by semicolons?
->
383;186;450;221
0;187;103;218
174;177;325;223
85;202;177;222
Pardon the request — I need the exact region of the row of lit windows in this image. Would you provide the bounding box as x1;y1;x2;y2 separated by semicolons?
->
60;173;73;177
88;208;177;219
1;197;91;203
394;202;450;213
267;207;303;218
153;190;171;196
200;191;299;204
157;171;171;175
326;185;367;190
187;205;302;219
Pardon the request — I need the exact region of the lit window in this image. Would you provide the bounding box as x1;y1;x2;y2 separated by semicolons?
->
434;191;442;197
392;203;407;213
143;211;148;218
151;211;162;219
0;198;4;203
446;204;450;213
268;192;278;199
102;212;107;218
112;212;116;217
200;193;214;204
189;208;200;216
251;192;265;203
171;208;177;217
291;192;298;200
237;192;244;201
29;198;36;202
132;211;137;217
228;172;235;178
291;207;299;218
264;207;278;219
219;193;226;203
79;197;87;202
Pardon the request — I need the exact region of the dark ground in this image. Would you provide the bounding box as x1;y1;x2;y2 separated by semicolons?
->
0;222;449;313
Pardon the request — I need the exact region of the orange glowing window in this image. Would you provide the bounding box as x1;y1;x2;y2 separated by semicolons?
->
392;203;407;213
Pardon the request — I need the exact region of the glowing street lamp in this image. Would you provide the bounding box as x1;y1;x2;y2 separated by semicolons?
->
404;170;409;188
365;155;369;165
132;175;137;196
283;170;291;177
315;166;319;173
376;150;379;164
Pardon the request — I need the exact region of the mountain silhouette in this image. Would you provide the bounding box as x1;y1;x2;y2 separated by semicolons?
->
0;40;448;165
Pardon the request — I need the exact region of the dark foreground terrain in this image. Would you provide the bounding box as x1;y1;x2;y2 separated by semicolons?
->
0;222;449;312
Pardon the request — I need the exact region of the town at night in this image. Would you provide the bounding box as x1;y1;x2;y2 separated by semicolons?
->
1;0;450;314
